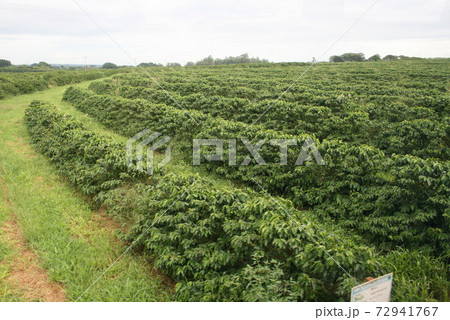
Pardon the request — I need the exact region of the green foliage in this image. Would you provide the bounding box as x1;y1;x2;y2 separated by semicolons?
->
379;250;449;301
1;96;170;301
138;62;162;67
27;59;450;301
368;54;381;61
194;53;269;66
88;62;448;160
37;61;51;68
374;119;448;159
0;73;48;99
167;62;182;67
24;100;146;202
126;173;378;301
64;84;450;253
0;59;12;67
384;55;399;61
25;101;449;301
330;53;365;62
0;69;123;100
102;62;118;69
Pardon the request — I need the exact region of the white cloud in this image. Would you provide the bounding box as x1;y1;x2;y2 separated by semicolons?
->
0;0;449;64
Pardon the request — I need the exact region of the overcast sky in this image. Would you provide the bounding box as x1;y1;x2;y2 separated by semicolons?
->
1;0;449;65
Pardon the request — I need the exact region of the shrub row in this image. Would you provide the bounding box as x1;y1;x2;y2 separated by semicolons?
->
25;100;449;301
63;87;450;254
24;100;145;201
89;80;449;160
0;69;123;99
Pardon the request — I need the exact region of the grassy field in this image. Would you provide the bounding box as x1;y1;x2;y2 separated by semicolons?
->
0;82;174;301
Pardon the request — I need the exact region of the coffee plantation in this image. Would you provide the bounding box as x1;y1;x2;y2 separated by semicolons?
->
19;59;449;301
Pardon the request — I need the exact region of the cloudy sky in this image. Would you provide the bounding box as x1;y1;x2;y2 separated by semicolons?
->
1;0;449;65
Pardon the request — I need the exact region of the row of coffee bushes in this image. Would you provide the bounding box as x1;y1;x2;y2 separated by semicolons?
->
0;73;48;98
111;63;449;110
88;80;449;160
43;69;123;86
110;62;449;118
0;69;124;99
24;100;146;199
25;100;449;301
63;87;450;255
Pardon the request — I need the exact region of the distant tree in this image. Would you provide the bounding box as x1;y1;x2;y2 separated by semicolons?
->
166;62;181;67
236;53;249;63
138;62;161;67
38;61;51;68
402;56;423;61
102;62;118;69
341;52;365;62
330;53;365;62
329;55;345;62
383;55;398;61
367;54;381;61
196;55;215;66
194;53;268;66
0;59;12;67
185;61;195;66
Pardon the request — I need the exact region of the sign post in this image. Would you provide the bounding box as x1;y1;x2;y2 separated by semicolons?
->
351;273;393;302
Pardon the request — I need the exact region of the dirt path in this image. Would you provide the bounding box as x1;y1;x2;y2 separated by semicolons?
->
0;173;67;302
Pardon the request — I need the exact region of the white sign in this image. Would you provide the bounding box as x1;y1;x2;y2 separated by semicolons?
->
351;273;393;302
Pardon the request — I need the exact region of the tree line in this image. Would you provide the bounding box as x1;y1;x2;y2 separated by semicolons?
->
136;53;269;68
329;53;425;62
1;52;430;72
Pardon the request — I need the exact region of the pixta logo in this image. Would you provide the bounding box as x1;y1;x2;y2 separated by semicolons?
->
193;138;324;166
126;129;172;175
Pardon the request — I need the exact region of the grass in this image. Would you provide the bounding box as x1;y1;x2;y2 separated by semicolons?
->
0;82;174;301
0;182;23;302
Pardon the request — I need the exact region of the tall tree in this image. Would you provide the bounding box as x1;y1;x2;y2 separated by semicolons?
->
0;59;12;67
383;55;398;61
38;61;51;67
367;54;381;61
102;62;118;69
329;55;345;62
